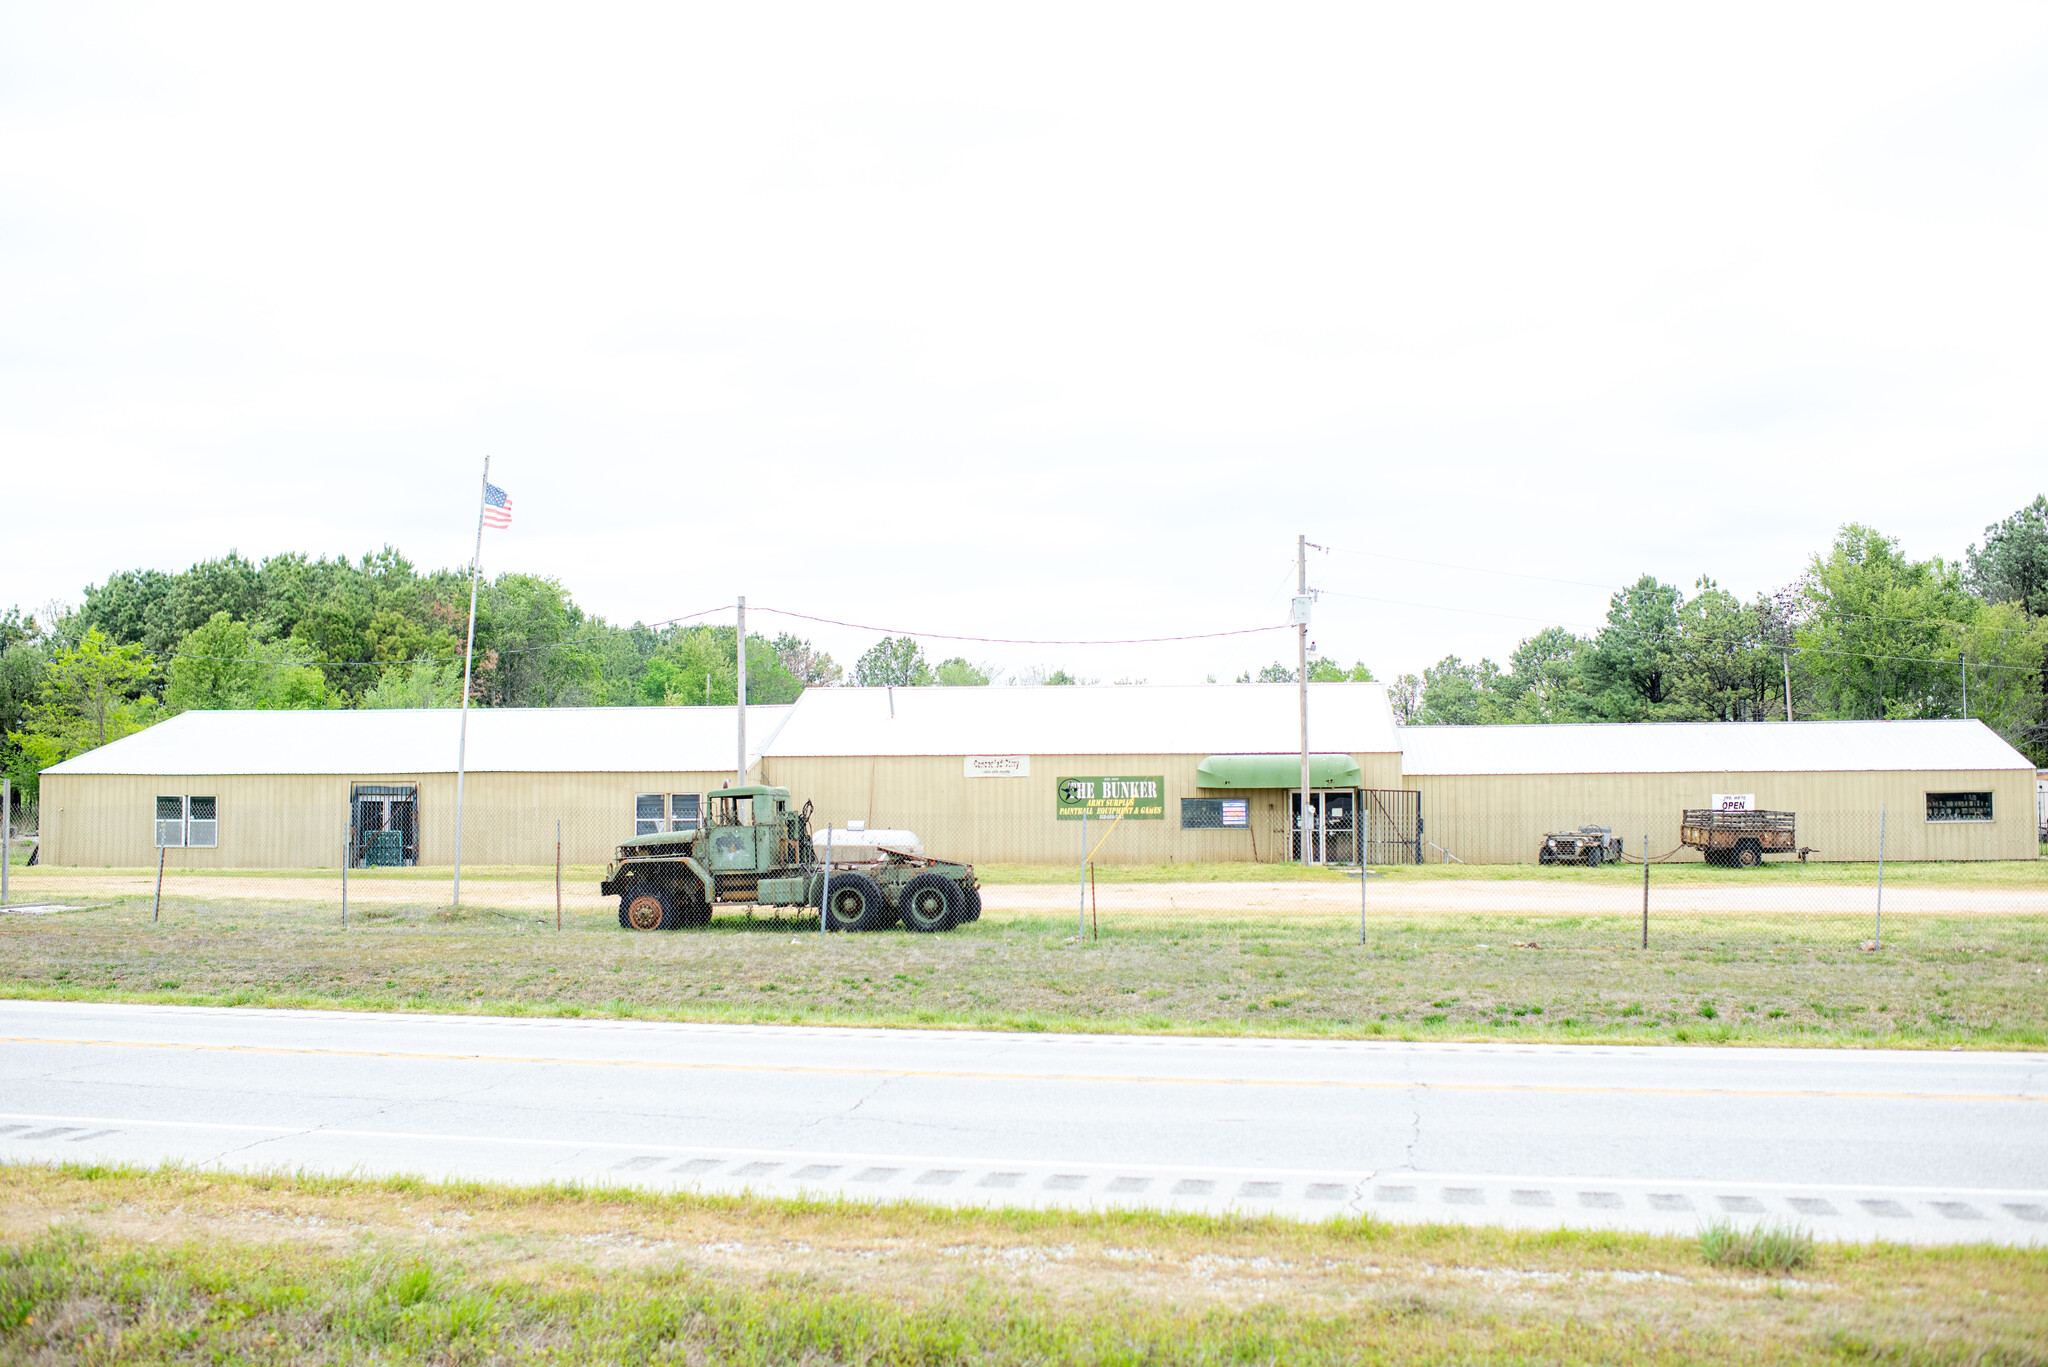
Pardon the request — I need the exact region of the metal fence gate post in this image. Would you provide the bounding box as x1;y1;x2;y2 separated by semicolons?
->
555;818;563;932
1;776;9;907
1874;804;1885;949
342;834;349;927
1079;814;1088;942
153;846;165;923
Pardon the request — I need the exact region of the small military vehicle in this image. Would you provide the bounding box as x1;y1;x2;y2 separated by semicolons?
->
599;785;982;933
1537;826;1622;866
1681;808;1797;867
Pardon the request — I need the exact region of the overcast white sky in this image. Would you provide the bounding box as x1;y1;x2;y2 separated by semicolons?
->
5;3;2046;685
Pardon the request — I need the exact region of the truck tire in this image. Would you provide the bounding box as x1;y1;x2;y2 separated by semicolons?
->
675;885;712;927
621;891;672;931
823;873;890;932
960;885;982;923
900;874;960;933
1734;839;1762;869
1584;847;1603;868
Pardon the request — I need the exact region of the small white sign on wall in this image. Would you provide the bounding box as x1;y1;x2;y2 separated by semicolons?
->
1711;793;1754;812
964;755;1030;778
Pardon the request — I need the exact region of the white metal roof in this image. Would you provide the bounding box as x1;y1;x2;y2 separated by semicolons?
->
761;682;1401;757
1397;718;2034;777
42;705;795;777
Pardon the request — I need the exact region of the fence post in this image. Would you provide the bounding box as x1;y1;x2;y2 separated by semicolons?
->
819;825;831;935
153;845;165;923
1874;804;1885;949
555;818;563;932
1640;831;1649;949
1079;814;1088;942
342;834;349;927
1359;834;1368;947
2;775;9;908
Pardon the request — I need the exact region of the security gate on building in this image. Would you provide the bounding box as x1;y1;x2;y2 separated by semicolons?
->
1293;789;1421;865
350;783;419;867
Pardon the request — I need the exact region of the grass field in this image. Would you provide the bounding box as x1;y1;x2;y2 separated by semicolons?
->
4;882;2044;1046
4;1163;2042;1365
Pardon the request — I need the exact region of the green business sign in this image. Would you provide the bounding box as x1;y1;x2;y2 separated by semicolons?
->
1056;775;1166;820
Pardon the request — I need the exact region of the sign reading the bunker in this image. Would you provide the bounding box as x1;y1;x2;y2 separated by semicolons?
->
1056;775;1166;820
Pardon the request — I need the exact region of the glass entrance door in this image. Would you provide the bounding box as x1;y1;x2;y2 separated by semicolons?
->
1290;790;1357;864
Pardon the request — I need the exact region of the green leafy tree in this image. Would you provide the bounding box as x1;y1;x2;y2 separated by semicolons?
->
1662;579;1782;722
1795;525;1980;720
1387;673;1422;723
1579;575;1684;720
1416;654;1499;724
853;636;932;687
1308;659;1376;682
1968;495;2048;617
933;657;990;686
164;613;330;711
771;633;843;687
0;609;53;797
360;658;464;709
1492;627;1590;722
639;626;804;705
7;628;162;794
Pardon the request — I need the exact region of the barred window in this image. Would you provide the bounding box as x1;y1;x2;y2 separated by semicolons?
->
155;796;217;848
155;796;186;848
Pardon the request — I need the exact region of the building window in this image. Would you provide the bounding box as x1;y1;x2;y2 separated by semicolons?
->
155;795;217;848
671;793;700;833
636;793;702;835
635;794;666;836
1926;791;1993;823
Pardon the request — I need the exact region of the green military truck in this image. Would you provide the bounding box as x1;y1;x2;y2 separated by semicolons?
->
599;784;982;933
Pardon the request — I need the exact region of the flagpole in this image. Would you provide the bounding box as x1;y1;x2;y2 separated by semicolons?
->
453;455;488;908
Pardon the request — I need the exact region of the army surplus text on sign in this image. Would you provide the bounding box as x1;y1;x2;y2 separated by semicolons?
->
1056;776;1166;820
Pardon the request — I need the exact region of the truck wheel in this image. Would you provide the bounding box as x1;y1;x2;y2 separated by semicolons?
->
1538;848;1555;865
1735;840;1762;869
900;874;959;933
960;885;982;923
622;892;669;931
1584;847;1603;868
675;886;712;927
823;873;890;932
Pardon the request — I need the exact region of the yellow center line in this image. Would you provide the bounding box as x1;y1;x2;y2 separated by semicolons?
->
5;1035;2039;1103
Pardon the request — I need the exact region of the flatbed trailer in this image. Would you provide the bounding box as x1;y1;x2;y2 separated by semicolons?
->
1680;809;1797;867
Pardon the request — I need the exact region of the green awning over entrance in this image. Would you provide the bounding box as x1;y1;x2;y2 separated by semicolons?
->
1194;754;1362;789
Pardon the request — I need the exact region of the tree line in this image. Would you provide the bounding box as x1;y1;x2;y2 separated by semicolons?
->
4;499;2044;801
1381;510;2048;761
0;548;1080;801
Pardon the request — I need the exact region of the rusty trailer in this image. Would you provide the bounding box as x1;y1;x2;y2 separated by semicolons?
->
1680;809;1797;867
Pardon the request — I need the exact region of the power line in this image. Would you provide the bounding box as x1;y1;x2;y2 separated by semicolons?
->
750;605;1290;647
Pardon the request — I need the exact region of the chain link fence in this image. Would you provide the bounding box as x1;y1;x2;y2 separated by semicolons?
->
5;801;2043;952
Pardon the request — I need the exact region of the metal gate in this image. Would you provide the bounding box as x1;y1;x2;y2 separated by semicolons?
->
350;783;419;867
1360;788;1422;866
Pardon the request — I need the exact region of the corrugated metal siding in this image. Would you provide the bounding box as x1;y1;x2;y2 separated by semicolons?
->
759;751;1404;865
40;770;748;868
1412;768;2038;864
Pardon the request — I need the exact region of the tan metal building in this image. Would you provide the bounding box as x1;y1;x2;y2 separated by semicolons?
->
757;683;1405;865
38;705;792;868
1401;720;2039;864
34;684;2039;868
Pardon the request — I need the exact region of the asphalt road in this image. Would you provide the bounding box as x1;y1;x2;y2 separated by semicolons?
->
3;1000;2044;1245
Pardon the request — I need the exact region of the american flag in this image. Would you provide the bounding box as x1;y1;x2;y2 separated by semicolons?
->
481;481;513;529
